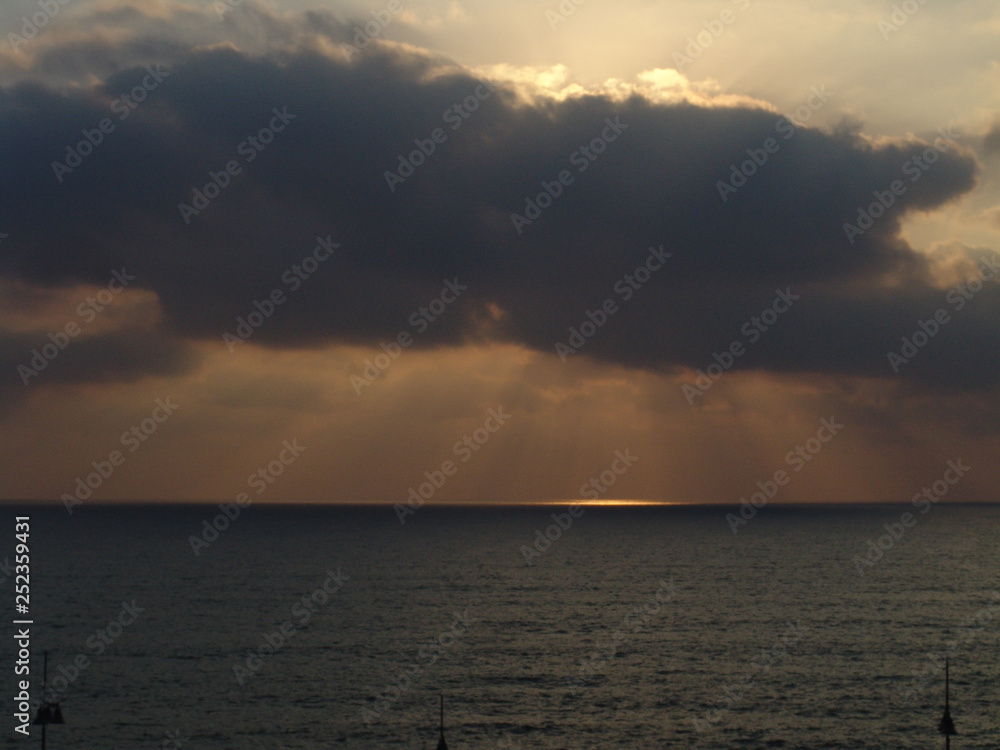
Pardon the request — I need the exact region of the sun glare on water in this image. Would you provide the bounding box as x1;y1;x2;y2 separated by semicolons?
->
541;499;684;507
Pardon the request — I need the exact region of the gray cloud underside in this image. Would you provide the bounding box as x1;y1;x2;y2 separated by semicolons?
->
0;12;991;391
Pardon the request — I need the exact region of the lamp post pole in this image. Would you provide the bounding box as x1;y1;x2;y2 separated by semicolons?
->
938;657;956;750
32;651;65;750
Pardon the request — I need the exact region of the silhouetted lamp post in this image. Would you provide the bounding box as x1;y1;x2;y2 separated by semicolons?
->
436;694;449;750
938;657;956;750
32;651;65;750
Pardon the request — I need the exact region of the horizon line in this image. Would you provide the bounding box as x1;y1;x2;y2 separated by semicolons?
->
0;499;997;508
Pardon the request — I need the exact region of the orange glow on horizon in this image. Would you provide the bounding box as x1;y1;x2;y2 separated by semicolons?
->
501;499;686;507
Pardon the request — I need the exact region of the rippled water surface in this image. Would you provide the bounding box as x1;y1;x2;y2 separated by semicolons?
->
2;503;999;749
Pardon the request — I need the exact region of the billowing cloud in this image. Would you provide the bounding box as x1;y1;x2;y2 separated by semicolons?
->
0;0;991;410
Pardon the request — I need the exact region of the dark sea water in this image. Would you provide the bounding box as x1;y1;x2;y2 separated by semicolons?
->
2;503;999;749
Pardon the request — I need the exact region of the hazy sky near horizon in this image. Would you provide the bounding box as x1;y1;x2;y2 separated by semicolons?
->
1;0;999;504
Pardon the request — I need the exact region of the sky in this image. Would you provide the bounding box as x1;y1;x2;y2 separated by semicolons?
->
1;0;999;505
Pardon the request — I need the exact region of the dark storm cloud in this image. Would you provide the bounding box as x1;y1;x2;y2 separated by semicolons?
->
0;7;990;390
0;326;199;413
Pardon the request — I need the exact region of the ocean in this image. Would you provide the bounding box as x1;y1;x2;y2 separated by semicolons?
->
2;503;998;749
